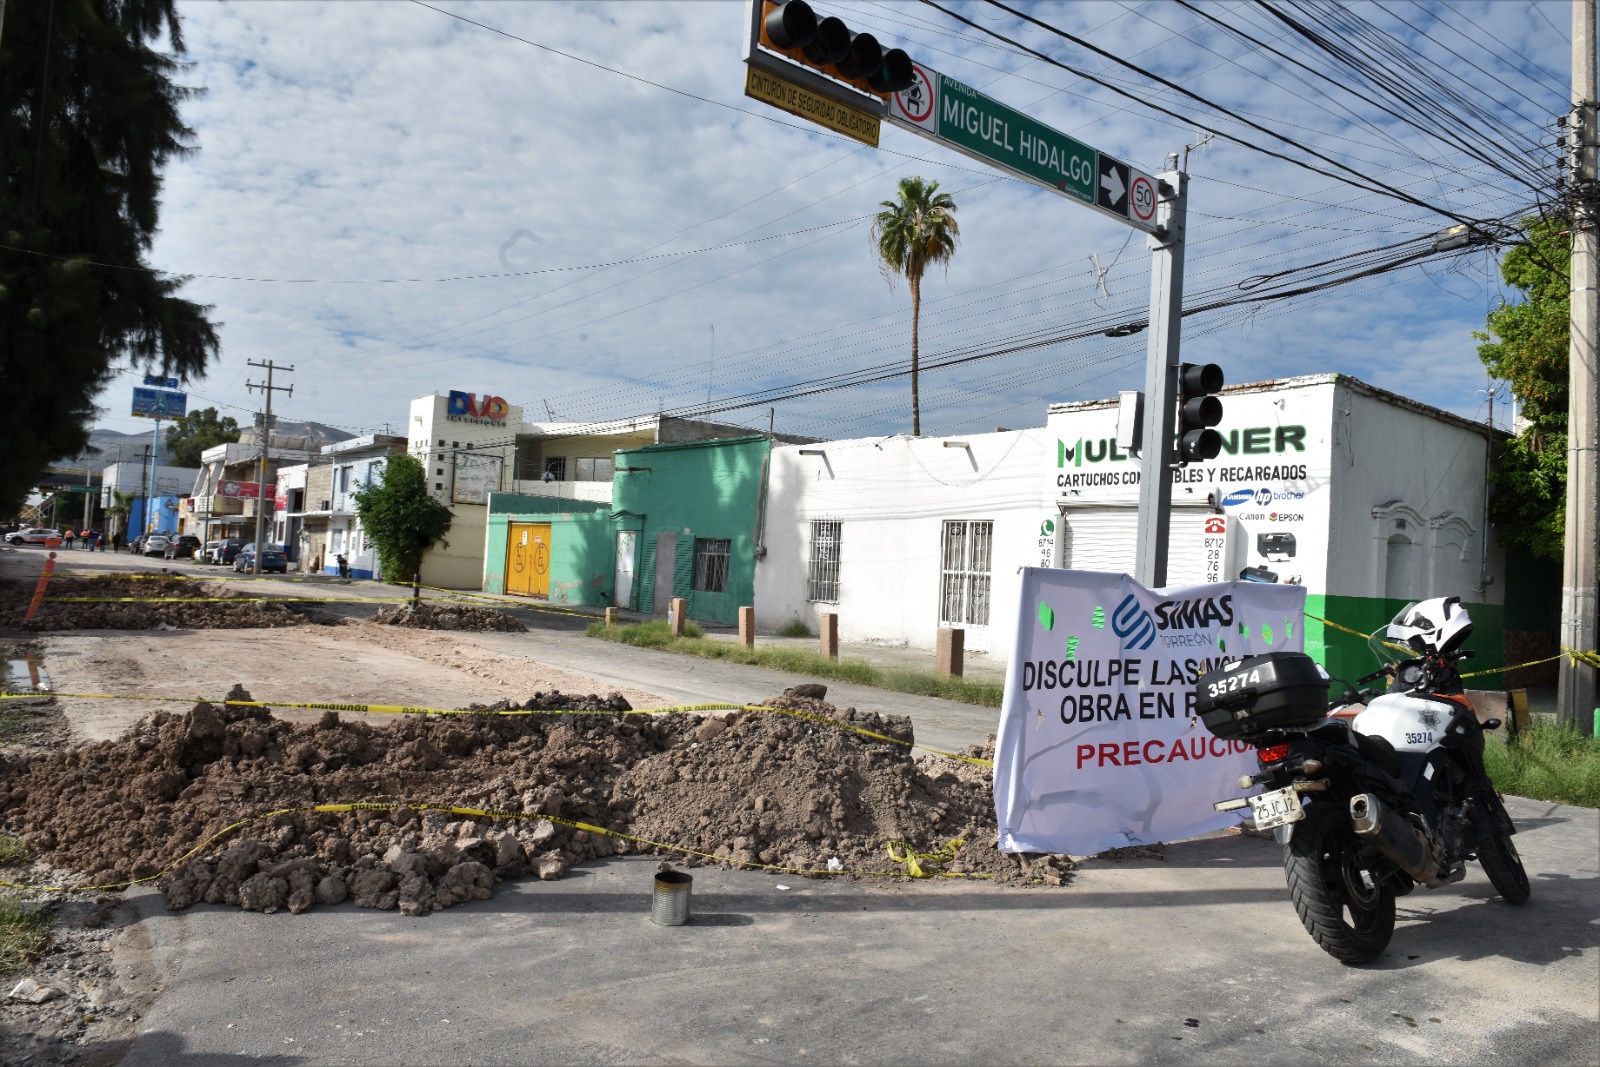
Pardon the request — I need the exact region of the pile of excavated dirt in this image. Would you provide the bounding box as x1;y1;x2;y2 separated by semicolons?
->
0;687;1071;915
0;575;311;632
617;694;1048;881
371;602;527;632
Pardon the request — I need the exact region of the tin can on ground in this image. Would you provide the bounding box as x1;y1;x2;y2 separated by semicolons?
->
651;870;692;926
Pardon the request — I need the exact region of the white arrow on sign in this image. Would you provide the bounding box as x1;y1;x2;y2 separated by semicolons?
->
1101;164;1126;206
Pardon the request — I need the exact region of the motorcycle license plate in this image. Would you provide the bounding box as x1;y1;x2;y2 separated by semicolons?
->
1248;787;1305;830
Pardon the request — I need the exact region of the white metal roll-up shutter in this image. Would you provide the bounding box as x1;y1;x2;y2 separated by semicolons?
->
1058;504;1220;586
1059;506;1140;572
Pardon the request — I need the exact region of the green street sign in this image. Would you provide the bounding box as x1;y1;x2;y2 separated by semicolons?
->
886;63;1161;234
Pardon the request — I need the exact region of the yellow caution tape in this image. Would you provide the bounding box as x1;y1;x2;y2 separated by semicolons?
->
52;572;340;583
39;595;420;604
0;801;994;894
886;838;966;878
1305;612;1596;682
0;691;994;767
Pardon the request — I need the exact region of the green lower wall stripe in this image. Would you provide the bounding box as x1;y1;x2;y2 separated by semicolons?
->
1306;593;1506;687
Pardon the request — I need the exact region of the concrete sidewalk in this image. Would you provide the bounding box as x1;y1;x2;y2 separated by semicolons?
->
109;795;1599;1066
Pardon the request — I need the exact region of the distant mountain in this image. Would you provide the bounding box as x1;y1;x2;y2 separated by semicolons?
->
60;420;354;470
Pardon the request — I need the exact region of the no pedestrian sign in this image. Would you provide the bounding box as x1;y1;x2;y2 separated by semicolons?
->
888;63;1160;234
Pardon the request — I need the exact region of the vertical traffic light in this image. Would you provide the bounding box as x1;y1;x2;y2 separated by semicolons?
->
759;0;914;96
1177;362;1224;462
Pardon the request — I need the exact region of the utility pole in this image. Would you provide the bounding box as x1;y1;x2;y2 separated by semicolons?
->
1133;170;1188;589
137;443;153;545
80;453;91;535
1560;0;1599;730
246;360;294;575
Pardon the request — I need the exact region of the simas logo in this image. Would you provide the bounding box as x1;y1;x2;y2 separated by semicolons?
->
447;390;508;422
1111;594;1157;651
1221;489;1255;508
1155;594;1234;629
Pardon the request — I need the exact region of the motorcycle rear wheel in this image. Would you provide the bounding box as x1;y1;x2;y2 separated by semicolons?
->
1284;802;1396;965
1477;832;1530;904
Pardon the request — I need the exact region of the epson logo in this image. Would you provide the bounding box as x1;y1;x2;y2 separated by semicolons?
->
1154;595;1235;630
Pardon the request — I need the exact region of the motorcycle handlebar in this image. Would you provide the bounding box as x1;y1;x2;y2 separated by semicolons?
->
1356;666;1392;686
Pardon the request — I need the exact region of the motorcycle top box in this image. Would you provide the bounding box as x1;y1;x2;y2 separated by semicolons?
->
1195;651;1329;740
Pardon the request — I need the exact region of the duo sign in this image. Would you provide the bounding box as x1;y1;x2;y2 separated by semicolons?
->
888;63;1160;234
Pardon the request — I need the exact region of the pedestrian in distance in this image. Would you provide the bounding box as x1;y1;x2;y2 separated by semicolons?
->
63;529;75;549
111;531;122;553
88;529;101;551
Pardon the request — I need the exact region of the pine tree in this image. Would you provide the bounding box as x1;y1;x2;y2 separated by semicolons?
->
1;0;220;512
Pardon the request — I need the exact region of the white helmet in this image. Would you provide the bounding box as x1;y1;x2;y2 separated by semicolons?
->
1386;596;1473;656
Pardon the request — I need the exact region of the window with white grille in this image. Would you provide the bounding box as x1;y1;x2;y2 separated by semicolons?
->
807;520;841;602
692;538;731;593
939;520;993;628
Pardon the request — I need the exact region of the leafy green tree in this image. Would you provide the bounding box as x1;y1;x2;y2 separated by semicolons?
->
164;407;240;468
0;0;220;513
872;177;959;436
1476;216;1569;559
352;455;453;582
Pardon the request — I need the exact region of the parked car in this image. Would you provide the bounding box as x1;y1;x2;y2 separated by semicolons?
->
197;540;223;563
5;527;59;546
141;535;172;558
164;534;202;560
209;538;245;565
233;543;288;574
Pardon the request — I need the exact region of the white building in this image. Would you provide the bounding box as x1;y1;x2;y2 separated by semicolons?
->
758;428;1050;656
756;375;1509;681
99;461;195;503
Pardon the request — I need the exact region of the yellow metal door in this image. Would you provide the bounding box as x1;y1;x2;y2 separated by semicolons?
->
528;523;551;597
506;523;541;597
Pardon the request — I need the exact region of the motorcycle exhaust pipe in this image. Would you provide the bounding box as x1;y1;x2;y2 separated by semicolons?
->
1349;793;1444;888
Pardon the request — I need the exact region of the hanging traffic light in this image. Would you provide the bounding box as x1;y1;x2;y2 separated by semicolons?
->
1177;362;1224;462
760;0;914;96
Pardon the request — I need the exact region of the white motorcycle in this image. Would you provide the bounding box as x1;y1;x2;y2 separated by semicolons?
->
1196;596;1529;964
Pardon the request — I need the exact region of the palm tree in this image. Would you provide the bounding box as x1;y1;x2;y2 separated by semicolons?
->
872;177;959;436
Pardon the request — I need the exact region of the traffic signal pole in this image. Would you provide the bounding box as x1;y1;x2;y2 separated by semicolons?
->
1134;171;1188;589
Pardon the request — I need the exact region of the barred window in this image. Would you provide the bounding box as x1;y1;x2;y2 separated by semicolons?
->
807;520;841;602
939;520;994;628
692;538;731;593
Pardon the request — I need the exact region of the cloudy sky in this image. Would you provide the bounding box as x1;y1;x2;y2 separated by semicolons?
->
98;0;1574;444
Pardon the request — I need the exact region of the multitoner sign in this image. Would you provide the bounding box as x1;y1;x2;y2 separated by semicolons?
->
887;62;1160;235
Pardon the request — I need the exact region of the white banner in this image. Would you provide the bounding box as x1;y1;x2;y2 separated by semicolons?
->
994;569;1307;856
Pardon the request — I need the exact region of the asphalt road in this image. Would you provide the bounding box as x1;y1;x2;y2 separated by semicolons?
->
96;795;1597;1066
10;548;1598;1065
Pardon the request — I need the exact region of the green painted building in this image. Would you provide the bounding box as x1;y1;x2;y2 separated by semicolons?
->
483;435;771;625
615;435;771;625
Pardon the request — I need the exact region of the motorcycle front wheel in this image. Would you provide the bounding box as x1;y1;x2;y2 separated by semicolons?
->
1284;802;1396;965
1477;831;1531;904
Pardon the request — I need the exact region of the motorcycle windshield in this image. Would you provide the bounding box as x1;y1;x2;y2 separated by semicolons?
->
1366;621;1418;668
